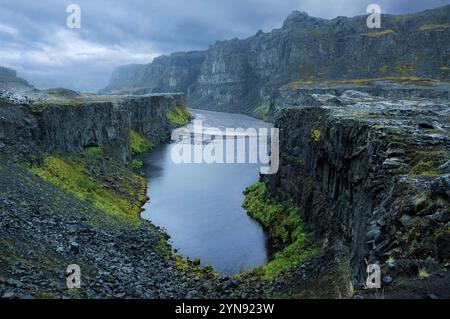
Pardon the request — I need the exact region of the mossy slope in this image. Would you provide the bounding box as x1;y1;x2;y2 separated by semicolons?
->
166;106;191;126
29;147;147;225
242;182;316;280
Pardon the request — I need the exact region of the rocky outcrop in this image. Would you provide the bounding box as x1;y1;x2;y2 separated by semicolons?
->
101;52;205;95
0;67;33;92
103;5;450;116
37;102;131;164
121;94;185;146
270;79;450;120
0;94;185;164
263;87;450;297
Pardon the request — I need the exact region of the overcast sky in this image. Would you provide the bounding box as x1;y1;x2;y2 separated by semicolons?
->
0;0;448;92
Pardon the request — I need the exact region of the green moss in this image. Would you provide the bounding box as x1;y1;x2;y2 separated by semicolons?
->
166;106;191;126
418;23;450;31
243;182;316;280
132;159;144;170
361;29;395;38
409;150;450;176
410;161;441;176
131;130;154;155
83;146;103;158
192;257;201;266
256;104;270;122
154;237;172;256
311;129;322;142
29;155;146;224
371;124;385;130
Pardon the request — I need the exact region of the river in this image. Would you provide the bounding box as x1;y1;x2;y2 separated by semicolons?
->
141;109;271;275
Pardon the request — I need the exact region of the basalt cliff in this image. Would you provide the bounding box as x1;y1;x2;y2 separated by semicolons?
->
0;90;261;299
249;80;450;298
102;5;450;117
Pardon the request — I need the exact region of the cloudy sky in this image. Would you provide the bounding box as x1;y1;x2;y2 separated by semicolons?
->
0;0;448;92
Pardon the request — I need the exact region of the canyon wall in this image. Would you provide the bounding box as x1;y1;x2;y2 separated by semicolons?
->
0;67;33;91
263;87;450;289
103;5;450;116
0;94;185;164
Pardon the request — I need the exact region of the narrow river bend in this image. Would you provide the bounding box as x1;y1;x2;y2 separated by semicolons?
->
141;109;270;275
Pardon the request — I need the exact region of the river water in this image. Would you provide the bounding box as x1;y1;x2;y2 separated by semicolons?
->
141;109;271;275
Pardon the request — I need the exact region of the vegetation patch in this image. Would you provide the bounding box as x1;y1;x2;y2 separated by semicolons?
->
409;150;450;176
166;106;191;126
83;146;103;158
256;104;270;122
311;129;322;142
131;130;154;155
29;152;147;224
242;182;316;280
361;29;395;38
418;23;450;31
132;159;144;171
287;77;442;90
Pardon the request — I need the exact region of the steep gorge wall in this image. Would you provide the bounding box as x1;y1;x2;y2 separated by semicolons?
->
121;94;185;145
0;94;185;163
264;108;380;283
37;103;131;163
104;5;450;115
264;100;450;287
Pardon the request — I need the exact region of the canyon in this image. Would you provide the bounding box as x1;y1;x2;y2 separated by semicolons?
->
0;92;261;298
102;5;450;118
1;4;450;299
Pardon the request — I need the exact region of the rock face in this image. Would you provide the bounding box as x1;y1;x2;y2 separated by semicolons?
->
37;102;132;164
0;67;34;91
121;94;185;146
0;94;185;164
270;79;450;120
103;5;450;116
263;86;450;296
